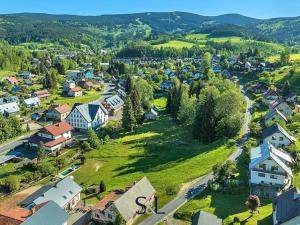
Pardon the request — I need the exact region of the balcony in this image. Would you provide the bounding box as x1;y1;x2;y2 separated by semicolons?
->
252;168;287;176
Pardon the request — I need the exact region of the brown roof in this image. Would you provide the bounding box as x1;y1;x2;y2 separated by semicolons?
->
6;77;18;85
42;121;73;136
54;104;72;114
0;208;31;224
92;191;123;211
34;90;50;96
70;87;81;92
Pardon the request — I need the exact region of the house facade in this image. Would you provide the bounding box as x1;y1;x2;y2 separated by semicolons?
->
20;176;82;212
66;102;108;131
32;90;50;101
270;100;293;117
263;124;296;148
264;109;288;125
92;177;156;225
46;104;72;121
0;102;20;117
28;121;73;152
68;87;83;97
249;142;293;198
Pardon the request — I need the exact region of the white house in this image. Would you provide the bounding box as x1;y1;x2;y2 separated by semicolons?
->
263;123;296;148
66;102;108;131
24;97;40;108
0;102;20;117
245;62;252;70
269;99;293;117
68;87;83;97
263;90;279;105
264;109;288;125
249;142;294;198
20;176;82;212
144;107;158;121
28;121;73;152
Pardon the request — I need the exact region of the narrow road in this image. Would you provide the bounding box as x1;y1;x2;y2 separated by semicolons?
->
139;86;252;225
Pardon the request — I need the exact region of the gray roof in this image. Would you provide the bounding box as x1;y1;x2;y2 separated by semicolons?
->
73;102;108;122
264;109;287;123
192;211;222;225
0;96;19;105
24;97;40;106
20;177;82;208
250;142;293;176
21;201;69;225
0;155;16;165
106;95;124;110
274;187;300;224
263;123;296;143
0;102;20;115
113;177;156;222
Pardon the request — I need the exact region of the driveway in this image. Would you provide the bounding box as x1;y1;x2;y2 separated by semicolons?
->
139;86;252;225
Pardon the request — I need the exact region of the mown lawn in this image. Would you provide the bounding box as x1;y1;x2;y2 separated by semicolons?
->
176;188;272;225
267;54;300;63
73;98;236;205
0;70;16;79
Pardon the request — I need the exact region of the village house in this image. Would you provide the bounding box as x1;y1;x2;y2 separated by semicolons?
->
21;201;69;225
68;87;83;97
248;82;268;94
23;97;40;108
160;80;172;91
5;76;18;85
66;102;108;131
46;104;72;121
102;95;124;116
78;80;94;90
263;90;279;105
62;80;76;94
18;71;33;79
249;142;294;198
20;176;82;212
0;95;19;105
32;90;50;101
92;177;156;225
67;70;84;82
245;61;252;70
144;107;158;121
0;102;20;117
273;187;300;225
192;211;222;225
263;123;296;148
269;99;293;117
264;109;288;125
28;121;73;152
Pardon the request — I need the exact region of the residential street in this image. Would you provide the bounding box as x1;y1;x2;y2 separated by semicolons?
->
139;86;252;225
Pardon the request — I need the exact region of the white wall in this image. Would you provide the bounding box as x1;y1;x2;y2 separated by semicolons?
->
263;132;292;147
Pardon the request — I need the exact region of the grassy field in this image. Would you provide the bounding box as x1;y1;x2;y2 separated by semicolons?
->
153;40;195;49
73;98;236;205
267;54;300;63
176;188;272;225
0;70;16;79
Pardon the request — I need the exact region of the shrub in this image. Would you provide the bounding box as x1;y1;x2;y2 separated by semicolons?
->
165;185;179;195
4;175;20;192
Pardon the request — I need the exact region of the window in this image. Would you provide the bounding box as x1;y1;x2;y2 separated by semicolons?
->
272;136;276;140
108;214;112;219
259;164;266;170
258;173;265;177
271;166;278;171
279;137;284;141
270;175;277;179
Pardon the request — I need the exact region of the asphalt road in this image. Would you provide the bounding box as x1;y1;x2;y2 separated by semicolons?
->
139;86;252;225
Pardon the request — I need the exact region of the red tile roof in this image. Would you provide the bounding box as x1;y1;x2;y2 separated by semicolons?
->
43;121;73;136
70;87;82;92
6;77;18;85
92;191;123;211
0;208;31;224
54;104;72;114
44;136;67;148
34;90;50;97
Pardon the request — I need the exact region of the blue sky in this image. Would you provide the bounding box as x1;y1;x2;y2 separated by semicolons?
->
1;0;300;19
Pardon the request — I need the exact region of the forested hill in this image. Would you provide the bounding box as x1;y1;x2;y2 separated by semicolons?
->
0;11;300;47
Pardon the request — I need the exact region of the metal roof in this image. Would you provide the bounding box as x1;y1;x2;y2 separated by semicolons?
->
21;201;69;225
192;211;222;225
263;123;296;143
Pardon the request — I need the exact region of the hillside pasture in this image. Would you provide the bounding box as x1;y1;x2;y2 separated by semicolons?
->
267;54;300;63
153;40;195;49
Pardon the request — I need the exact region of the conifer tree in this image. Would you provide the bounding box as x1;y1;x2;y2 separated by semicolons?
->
122;96;137;131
